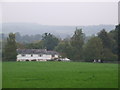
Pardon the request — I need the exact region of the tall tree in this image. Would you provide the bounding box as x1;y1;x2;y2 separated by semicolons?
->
25;40;44;49
55;40;74;59
42;33;59;50
15;32;22;43
83;37;103;61
108;29;118;54
70;28;85;60
98;29;118;61
98;29;112;49
3;33;17;61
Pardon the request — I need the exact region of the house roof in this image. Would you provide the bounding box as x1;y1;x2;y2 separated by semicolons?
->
17;49;59;55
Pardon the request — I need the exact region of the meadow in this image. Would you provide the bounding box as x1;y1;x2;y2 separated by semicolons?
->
2;61;118;88
0;62;2;89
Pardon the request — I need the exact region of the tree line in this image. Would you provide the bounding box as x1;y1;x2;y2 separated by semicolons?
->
2;32;42;43
2;25;119;62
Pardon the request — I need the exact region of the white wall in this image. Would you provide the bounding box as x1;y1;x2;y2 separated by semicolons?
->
17;54;58;61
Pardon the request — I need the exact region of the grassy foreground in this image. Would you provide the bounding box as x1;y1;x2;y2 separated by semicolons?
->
0;61;2;89
2;61;118;88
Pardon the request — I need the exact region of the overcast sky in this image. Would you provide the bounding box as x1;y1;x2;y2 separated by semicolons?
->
1;2;118;26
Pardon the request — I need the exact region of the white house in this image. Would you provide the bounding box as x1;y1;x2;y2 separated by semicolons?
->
17;49;59;61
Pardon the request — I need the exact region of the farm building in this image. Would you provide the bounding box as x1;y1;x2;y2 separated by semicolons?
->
16;49;70;61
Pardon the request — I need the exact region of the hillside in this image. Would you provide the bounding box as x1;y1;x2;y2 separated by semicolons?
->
1;23;115;39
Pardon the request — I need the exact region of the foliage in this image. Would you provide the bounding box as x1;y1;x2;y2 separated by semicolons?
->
16;43;26;49
42;33;59;50
108;29;118;54
3;33;17;61
102;48;118;61
83;37;103;61
97;29;112;49
97;28;118;61
2;25;119;62
15;32;42;43
115;24;120;59
25;41;44;49
55;40;74;59
70;28;85;60
16;33;59;50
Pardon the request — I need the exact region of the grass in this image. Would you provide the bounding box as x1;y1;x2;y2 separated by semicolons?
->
0;61;2;89
2;61;118;88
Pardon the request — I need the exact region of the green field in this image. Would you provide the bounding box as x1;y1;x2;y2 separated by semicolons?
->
0;61;2;89
2;61;118;88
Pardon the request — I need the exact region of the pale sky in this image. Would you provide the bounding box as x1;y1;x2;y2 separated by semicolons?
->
0;2;118;26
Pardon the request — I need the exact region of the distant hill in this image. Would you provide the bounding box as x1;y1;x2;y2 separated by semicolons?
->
0;23;115;39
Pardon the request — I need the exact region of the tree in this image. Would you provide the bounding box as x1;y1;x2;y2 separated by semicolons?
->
98;29;112;49
83;37;103;61
70;28;85;60
15;32;22;43
3;33;17;61
108;29;118;54
42;33;59;50
101;48;118;61
97;29;118;61
16;42;26;49
25;40;44;49
15;32;42;43
2;33;7;59
116;24;120;57
55;40;74;59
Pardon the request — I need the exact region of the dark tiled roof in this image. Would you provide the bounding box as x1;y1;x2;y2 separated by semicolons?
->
17;49;59;55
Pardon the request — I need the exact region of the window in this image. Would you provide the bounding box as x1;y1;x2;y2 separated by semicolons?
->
22;54;25;57
39;54;42;57
52;55;55;57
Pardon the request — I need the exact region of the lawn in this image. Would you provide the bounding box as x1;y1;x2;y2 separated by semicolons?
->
2;61;118;88
0;61;2;89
